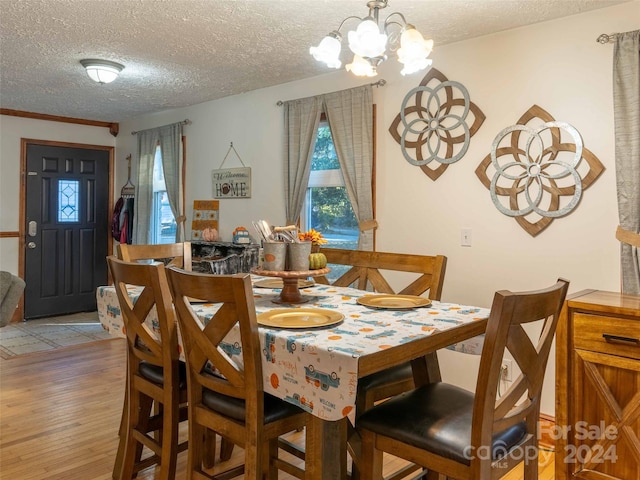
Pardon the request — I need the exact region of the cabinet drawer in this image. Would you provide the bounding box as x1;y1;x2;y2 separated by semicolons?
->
574;313;640;359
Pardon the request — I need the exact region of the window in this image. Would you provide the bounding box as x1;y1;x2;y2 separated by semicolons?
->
299;122;359;250
150;146;176;244
58;180;79;222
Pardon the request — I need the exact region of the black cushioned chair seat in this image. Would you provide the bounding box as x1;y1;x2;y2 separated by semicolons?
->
357;382;527;465
202;389;303;424
358;362;412;392
139;361;188;390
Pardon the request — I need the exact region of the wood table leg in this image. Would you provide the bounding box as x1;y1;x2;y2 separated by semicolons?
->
305;413;348;480
411;351;442;387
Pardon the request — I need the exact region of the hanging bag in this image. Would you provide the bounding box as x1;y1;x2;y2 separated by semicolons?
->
112;197;124;241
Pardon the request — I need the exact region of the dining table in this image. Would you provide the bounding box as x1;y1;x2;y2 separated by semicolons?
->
97;275;488;479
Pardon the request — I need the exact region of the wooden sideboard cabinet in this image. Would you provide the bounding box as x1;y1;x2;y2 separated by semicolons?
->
556;289;640;480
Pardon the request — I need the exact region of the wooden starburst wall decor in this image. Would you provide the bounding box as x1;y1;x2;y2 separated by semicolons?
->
389;68;485;181
475;105;605;237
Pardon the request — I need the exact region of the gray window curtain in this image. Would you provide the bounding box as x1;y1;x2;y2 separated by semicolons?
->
283;85;375;250
134;122;184;244
324;85;375;251
283;96;323;225
159;123;185;242
613;30;640;294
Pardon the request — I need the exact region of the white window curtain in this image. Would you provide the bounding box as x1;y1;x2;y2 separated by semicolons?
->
324;86;375;251
283;84;376;250
283;96;323;225
134;122;184;244
613;30;640;294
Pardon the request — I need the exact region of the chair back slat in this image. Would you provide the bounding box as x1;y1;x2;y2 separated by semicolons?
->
324;267;362;289
363;269;395;293
471;278;569;469
118;242;192;271
107;255;180;370
124;289;164;363
167;268;262;403
173;297;246;398
317;248;447;300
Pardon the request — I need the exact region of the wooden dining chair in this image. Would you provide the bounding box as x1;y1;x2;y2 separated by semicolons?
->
116;242;238;466
117;242;192;271
107;256;189;480
112;243;196;477
116;241;236;462
166;267;307;480
316;248;447;478
316;248;447;416
357;278;570;480
316;248;446;299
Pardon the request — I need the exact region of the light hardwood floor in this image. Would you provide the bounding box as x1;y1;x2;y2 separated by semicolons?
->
0;339;555;479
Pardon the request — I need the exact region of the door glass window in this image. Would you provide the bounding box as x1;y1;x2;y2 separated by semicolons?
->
58;179;79;222
151;147;176;244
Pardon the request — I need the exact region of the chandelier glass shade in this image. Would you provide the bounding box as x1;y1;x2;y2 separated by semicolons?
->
310;0;433;77
80;59;124;84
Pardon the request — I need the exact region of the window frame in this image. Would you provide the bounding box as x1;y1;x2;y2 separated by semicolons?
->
57;179;80;223
299;118;353;237
299;108;376;250
299;145;348;231
150;145;177;244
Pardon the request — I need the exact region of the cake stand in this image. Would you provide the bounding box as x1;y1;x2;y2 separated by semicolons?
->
251;267;330;304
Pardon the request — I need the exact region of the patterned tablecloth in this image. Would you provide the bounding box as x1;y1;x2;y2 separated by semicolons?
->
97;278;488;422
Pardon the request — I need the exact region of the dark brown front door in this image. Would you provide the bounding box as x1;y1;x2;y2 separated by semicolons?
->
24;143;110;319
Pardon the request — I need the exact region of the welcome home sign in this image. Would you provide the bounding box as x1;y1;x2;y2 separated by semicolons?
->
211;167;251;198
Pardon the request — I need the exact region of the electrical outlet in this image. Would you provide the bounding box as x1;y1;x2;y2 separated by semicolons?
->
501;359;513;382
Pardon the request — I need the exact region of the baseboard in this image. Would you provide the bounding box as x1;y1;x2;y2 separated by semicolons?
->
538;413;555;451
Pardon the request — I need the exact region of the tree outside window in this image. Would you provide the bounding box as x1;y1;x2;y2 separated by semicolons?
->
301;123;358;250
151;146;177;244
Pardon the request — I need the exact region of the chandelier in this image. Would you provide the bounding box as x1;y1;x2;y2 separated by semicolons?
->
310;0;433;77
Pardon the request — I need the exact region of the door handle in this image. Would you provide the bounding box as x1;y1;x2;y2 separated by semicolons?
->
27;242;36;249
28;221;37;237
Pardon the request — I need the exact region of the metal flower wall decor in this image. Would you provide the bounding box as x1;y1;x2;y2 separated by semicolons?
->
389;68;485;181
475;105;605;237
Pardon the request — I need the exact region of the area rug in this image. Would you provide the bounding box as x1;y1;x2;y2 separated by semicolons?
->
0;311;114;359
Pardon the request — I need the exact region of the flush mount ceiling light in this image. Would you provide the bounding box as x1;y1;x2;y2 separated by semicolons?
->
310;0;433;77
80;59;124;84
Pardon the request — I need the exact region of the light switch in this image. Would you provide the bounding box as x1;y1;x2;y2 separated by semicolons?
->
461;228;472;247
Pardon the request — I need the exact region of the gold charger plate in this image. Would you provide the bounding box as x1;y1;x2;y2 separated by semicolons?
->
356;294;431;310
257;308;344;329
254;278;315;289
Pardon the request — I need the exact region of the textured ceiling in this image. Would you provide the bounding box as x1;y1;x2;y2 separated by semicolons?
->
0;0;628;123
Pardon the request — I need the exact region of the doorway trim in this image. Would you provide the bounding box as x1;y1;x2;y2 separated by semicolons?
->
17;138;114;321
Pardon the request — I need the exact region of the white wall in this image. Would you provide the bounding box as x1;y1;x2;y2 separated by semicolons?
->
0;116;115;274
119;3;639;415
0;2;632;415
